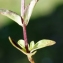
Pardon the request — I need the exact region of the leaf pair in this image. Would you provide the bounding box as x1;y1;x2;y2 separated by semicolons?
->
0;0;38;26
9;37;56;56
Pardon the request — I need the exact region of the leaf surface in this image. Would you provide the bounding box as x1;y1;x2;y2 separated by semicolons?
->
24;0;38;25
0;9;23;26
31;39;56;52
29;41;35;51
17;39;26;51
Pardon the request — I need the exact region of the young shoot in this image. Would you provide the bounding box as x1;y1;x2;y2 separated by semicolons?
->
0;0;56;63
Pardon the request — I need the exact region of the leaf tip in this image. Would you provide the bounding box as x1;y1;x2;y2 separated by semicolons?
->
48;40;56;46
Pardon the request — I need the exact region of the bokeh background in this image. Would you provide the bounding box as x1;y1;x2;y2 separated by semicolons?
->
0;0;63;63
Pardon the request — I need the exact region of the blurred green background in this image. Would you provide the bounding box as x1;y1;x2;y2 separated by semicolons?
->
0;0;63;63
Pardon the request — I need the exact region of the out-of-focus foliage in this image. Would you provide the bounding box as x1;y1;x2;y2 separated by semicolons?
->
0;0;63;28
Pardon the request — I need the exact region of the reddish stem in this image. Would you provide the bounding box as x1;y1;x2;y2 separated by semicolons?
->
23;23;29;53
21;0;29;53
21;17;30;53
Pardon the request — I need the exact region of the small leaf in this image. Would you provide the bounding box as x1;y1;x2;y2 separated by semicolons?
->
31;39;56;52
9;37;29;55
24;0;38;25
17;39;26;51
8;36;22;50
0;9;23;26
8;37;25;53
29;41;35;51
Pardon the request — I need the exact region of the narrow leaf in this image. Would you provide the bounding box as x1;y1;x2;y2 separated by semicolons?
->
0;9;23;26
9;37;27;55
8;36;24;52
24;0;38;25
21;0;25;17
31;39;56;52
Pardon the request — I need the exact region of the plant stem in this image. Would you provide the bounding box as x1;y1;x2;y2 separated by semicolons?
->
21;17;29;53
21;0;30;53
22;22;30;53
27;55;35;63
21;0;35;63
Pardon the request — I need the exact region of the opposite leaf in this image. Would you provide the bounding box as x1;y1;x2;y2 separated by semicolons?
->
31;39;56;52
24;0;38;25
29;41;35;51
0;9;23;26
17;39;26;52
9;37;28;55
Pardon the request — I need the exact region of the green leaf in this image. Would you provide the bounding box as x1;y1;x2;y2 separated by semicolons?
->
9;37;29;55
17;39;26;51
0;9;23;26
31;39;56;52
24;0;38;25
29;41;35;51
21;0;25;17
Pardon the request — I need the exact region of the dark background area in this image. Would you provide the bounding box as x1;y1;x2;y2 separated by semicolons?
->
0;3;63;63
